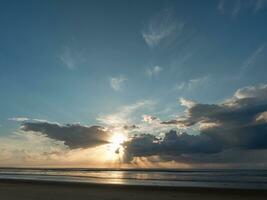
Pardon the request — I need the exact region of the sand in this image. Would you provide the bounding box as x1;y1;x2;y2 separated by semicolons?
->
0;179;266;200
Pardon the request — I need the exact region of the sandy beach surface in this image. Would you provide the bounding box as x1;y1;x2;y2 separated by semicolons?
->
0;179;267;200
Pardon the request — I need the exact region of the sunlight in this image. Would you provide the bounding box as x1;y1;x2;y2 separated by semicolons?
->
110;133;126;147
106;132;127;161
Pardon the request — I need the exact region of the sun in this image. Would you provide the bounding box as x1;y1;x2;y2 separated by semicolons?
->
107;132;127;160
110;133;127;150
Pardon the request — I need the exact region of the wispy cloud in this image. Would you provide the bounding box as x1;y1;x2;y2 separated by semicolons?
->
59;46;86;70
60;46;76;70
141;8;184;48
109;75;127;91
175;76;208;91
225;43;266;80
254;0;267;11
8;117;60;125
97;100;154;128
97;100;175;136
218;0;267;15
218;0;241;16
242;44;265;70
146;66;162;77
8;117;29;122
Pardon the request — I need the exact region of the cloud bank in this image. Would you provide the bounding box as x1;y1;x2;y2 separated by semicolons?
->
21;122;110;149
3;84;267;168
123;84;267;166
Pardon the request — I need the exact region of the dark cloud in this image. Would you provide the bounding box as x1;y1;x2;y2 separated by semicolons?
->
123;84;267;164
21;122;110;149
123;130;222;162
123;124;138;130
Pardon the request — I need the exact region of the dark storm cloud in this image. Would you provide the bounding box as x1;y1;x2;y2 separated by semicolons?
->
21;122;110;149
123;84;267;163
123;130;222;162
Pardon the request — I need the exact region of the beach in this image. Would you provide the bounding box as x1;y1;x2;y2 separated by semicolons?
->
0;179;267;200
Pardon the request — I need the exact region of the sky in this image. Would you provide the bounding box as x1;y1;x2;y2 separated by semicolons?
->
0;0;267;168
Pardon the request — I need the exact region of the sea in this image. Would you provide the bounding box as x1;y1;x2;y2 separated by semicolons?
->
0;168;267;190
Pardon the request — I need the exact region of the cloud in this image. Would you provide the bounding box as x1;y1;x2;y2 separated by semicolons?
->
234;84;267;97
242;44;265;70
142;115;157;123
60;46;76;70
226;44;266;80
0;130;125;167
141;8;184;48
218;0;241;15
123;84;267;164
21;122;110;149
218;0;267;15
146;66;162;77
256;111;267;123
123;130;221;162
59;46;86;70
109;75;127;91
175;76;208;91
254;0;267;11
96;100;176;137
8;117;29;122
0;131;68;166
97;100;154;128
179;98;196;108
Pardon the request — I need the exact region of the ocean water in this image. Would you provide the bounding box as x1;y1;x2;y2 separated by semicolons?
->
0;168;267;190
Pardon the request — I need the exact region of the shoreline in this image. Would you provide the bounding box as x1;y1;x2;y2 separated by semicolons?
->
1;178;267;200
1;177;267;193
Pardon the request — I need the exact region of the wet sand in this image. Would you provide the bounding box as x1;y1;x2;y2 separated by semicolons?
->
0;179;266;200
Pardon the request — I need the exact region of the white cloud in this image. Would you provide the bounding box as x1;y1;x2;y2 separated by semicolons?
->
0;130;68;166
8;117;29;122
146;66;162;77
218;0;241;15
142;115;157;123
97;100;154;128
218;0;267;15
256;111;267;123
59;46;86;70
225;44;266;80
175;76;208;91
0;130;113;167
109;75;127;91
179;98;196;108
141;9;184;48
233;84;267;100
60;46;76;70
8;117;61;125
97;100;178;137
242;44;265;70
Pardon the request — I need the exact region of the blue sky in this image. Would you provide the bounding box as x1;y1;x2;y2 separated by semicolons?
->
0;0;267;167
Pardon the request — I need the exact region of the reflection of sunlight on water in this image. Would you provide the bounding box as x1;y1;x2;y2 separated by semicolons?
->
2;169;267;189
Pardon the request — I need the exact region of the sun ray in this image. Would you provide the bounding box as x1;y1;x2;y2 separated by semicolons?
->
106;132;127;161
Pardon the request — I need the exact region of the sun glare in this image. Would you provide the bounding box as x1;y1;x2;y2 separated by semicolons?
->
110;133;126;147
106;132;127;160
